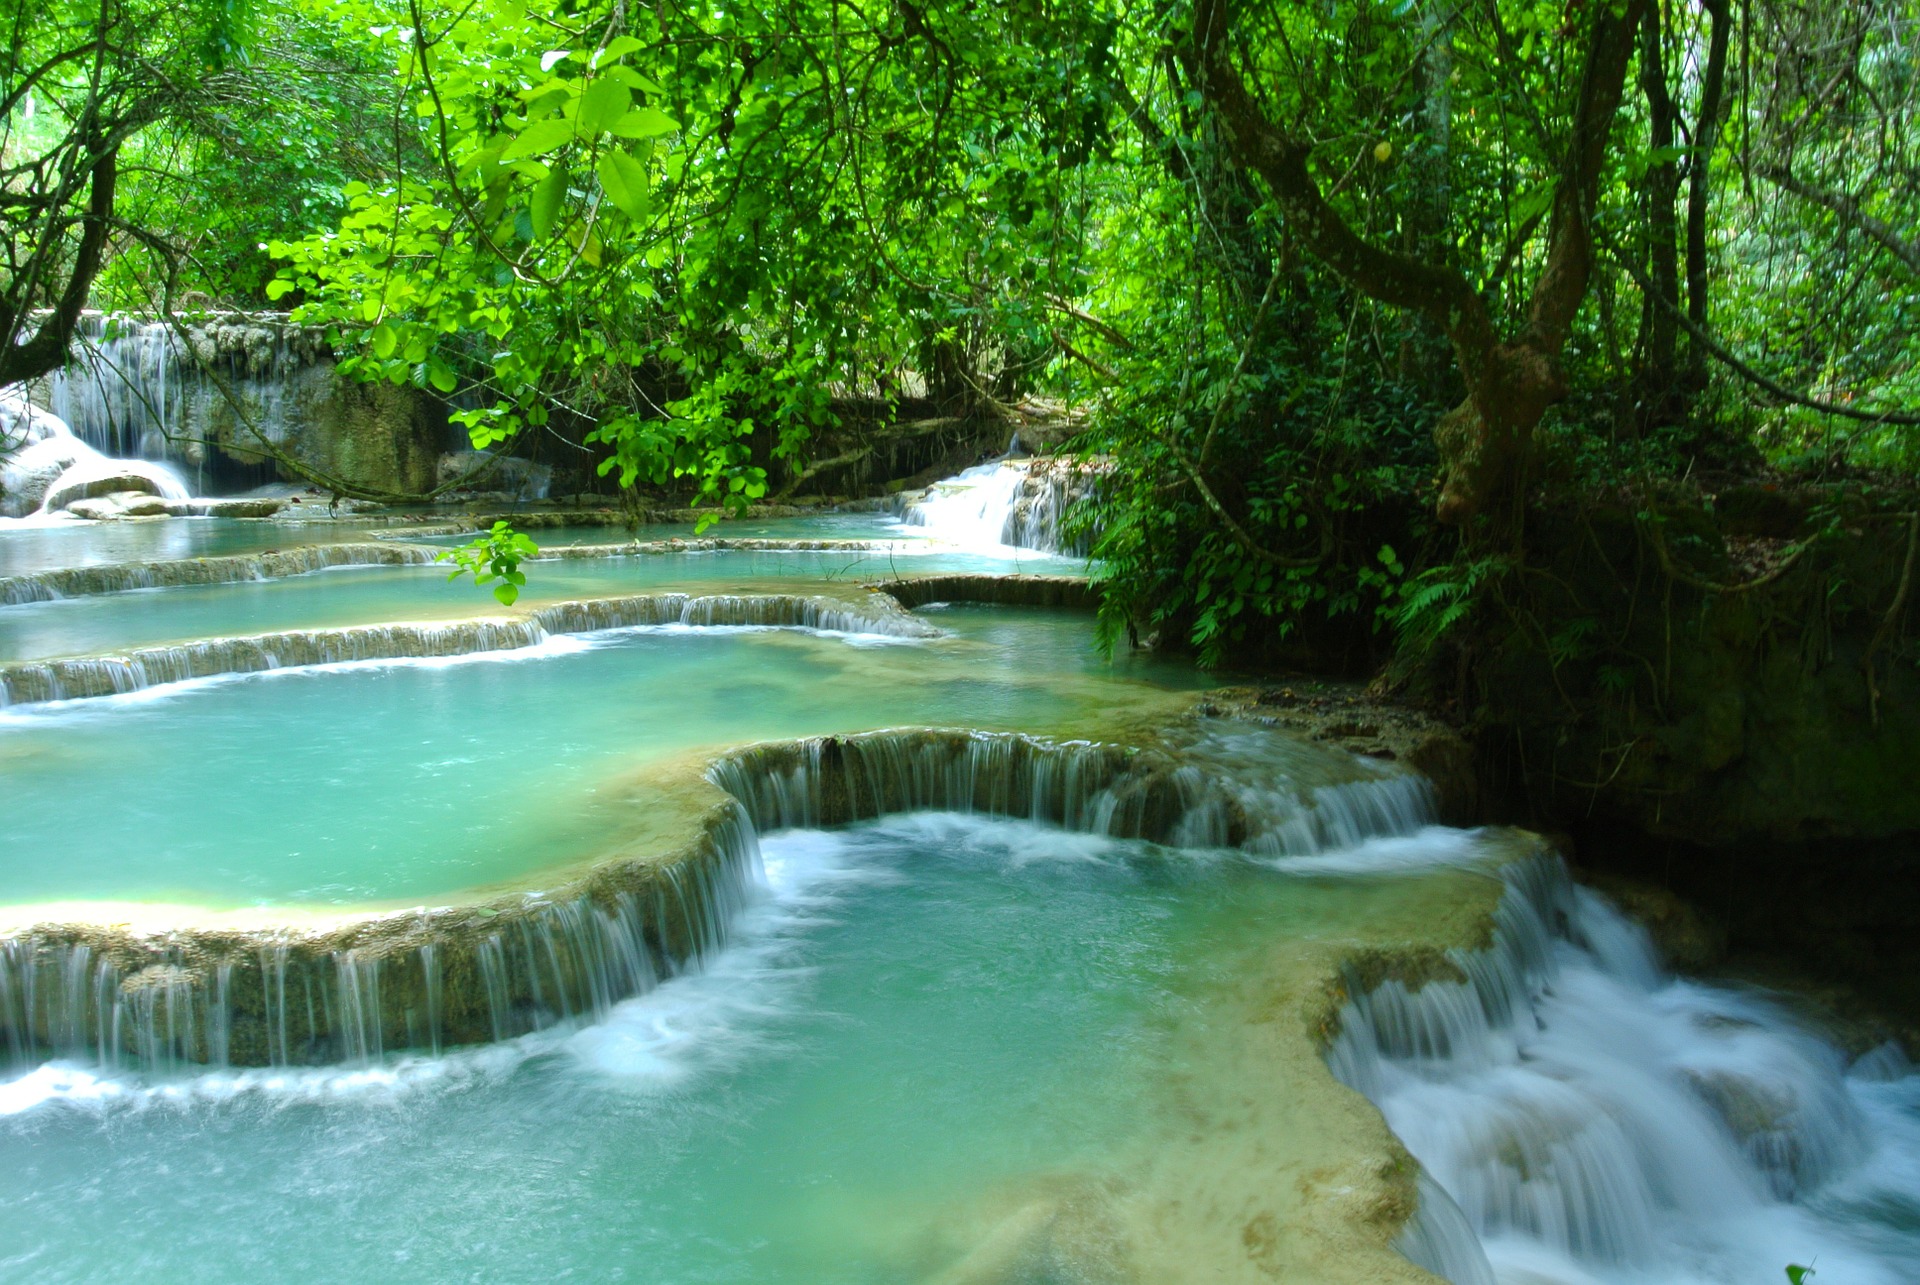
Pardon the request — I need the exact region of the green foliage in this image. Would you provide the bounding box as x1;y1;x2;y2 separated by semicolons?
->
1389;557;1510;654
11;0;1920;656
439;521;539;605
1787;1265;1816;1284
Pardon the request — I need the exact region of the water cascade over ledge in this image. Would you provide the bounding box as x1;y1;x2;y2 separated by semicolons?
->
1331;856;1917;1285
0;535;949;605
0;591;940;705
0;726;1433;1072
893;457;1089;553
0;541;441;604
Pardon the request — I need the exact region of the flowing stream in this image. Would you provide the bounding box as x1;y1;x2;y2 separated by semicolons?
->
0;502;1915;1283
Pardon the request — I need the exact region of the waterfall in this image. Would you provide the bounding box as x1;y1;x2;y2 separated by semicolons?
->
1328;855;1905;1284
0;541;439;605
708;725;1434;857
0;591;940;706
0;537;932;605
0;389;190;520
892;457;1087;553
32;314;324;494
0;806;762;1072
0;725;1429;1070
872;573;1096;610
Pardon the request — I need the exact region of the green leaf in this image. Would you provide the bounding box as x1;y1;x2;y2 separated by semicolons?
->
608;106;679;139
501;117;575;162
577;77;631;134
264;278;295;301
596;148;651;221
370;323;397;359
427;356;459;394
540;49;570;72
1787;1268;1816;1284
531;161;567;239
493;582;519;605
594;36;644;65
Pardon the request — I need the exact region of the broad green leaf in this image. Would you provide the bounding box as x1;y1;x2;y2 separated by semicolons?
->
577;77;631;134
597;147;651;221
540;49;570;72
501;117;575;162
531;161;567;239
595;65;662;93
594;36;643;65
609;107;679;139
370;323;397;359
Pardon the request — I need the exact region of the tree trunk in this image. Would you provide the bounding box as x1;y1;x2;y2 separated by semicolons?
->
1190;0;1647;525
1684;0;1732;390
1637;3;1682;426
1399;7;1459;403
0;146;118;389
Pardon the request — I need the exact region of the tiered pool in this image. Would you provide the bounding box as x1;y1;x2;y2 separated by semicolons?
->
2;506;1916;1285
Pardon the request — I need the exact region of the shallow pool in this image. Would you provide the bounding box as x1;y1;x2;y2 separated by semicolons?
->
0;516;369;577
0;545;1085;661
0;614;1199;906
0;815;1482;1283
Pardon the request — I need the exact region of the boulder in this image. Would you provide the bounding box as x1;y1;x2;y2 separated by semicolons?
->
437;449;552;499
162;498;285;518
118;495;173;517
42;469;168;511
64;497;124;520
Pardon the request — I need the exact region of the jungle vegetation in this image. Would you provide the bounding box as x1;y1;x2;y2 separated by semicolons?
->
4;0;1919;670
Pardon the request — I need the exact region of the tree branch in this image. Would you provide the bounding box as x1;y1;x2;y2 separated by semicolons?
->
1761;165;1920;280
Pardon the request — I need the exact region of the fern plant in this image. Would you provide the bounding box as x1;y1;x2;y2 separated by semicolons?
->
1387;556;1509;652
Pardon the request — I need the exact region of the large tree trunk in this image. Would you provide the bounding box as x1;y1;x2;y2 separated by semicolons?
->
1684;0;1732;390
1637;4;1682;425
1399;7;1458;403
1190;0;1646;525
0;146;118;389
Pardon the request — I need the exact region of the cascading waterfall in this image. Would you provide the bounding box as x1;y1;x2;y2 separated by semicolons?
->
0;389;190;520
0;541;440;605
0;725;1429;1071
3;697;1913;1282
0;535;926;605
34;314;321;493
0;807;762;1073
1328;854;1914;1284
0;591;938;706
708;724;1435;859
892;457;1086;553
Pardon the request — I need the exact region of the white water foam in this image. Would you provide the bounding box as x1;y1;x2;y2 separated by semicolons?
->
1;390;189;520
893;457;1078;553
1332;861;1920;1284
0;823;898;1116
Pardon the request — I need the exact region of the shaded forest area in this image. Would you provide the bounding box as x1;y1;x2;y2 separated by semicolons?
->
6;0;1920;1021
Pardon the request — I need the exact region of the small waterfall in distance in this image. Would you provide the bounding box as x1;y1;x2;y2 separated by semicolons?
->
34;314;319;494
893;456;1087;553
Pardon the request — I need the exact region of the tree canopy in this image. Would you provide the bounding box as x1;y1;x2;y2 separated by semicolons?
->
5;0;1919;654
